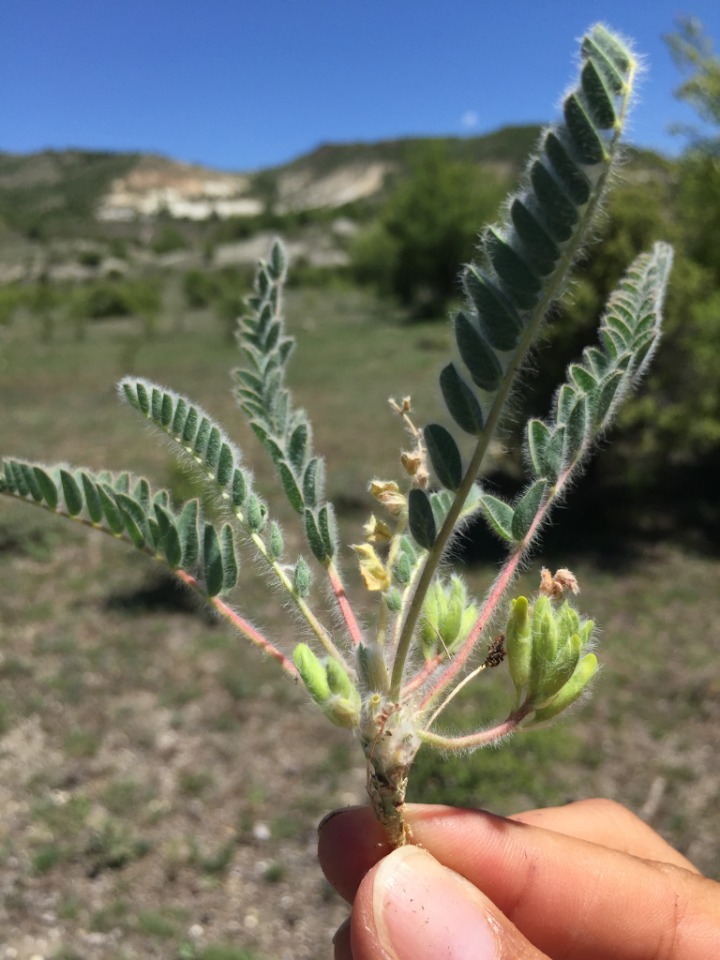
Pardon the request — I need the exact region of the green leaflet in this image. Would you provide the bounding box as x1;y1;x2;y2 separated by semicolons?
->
564;94;606;165
155;504;182;565
564;395;592;462
60;469;83;517
463;265;523;350
408;488;437;550
98;484;125;535
526;419;551;479
485;228;541;310
439;364;484;435
543;131;591;205
581;59;617;129
288;421;309;474
318;503;337;559
529;161;578;242
81;473;103;524
478;494;514;542
304;508;328;563
34;466;58;510
278;460;304;514
220;523;239;591
510;200;560;277
203;523;224;597
424;424;463;491
177;499;200;568
116;492;149;549
453;311;503;393
511;481;548;541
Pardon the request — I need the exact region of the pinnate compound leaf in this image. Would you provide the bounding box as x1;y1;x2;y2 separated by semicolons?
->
424;424;463;491
511;481;547;541
408;488;437;550
439;364;484;435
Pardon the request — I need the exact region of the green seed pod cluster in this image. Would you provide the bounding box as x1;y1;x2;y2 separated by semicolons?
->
419;575;478;660
505;594;597;722
293;643;361;728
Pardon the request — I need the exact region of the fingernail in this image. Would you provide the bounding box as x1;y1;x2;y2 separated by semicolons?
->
372;846;500;960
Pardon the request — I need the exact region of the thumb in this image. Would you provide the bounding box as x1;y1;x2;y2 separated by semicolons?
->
347;844;546;960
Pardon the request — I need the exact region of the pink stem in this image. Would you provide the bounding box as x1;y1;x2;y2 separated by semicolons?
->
402;653;443;698
176;570;298;679
420;708;529;751
327;562;363;647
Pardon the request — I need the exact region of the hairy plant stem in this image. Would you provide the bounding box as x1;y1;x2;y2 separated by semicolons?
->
176;569;298;678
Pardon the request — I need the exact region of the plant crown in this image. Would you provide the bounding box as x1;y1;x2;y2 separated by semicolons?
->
0;24;673;845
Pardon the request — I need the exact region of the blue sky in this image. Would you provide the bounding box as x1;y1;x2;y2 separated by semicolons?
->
4;1;719;172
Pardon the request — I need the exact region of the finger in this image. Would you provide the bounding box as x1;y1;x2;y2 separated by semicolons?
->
317;797;698;903
319;805;393;903
332;917;352;960
350;844;550;960
404;805;720;960
509;797;699;872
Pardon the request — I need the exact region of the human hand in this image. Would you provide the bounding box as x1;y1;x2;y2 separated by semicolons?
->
318;799;720;959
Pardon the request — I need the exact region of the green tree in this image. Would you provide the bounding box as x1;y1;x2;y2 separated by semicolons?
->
351;143;507;315
666;16;720;147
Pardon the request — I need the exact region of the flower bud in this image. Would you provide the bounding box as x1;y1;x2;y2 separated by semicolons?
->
527;653;598;724
357;641;390;693
293;643;330;705
419;576;477;660
529;595;558;694
324;659;361;728
293;556;312;597
536;632;582;704
505;596;532;689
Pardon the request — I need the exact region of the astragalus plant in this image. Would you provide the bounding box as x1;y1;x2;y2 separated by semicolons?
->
1;25;672;846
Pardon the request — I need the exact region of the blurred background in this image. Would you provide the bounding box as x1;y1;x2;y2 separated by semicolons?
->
1;3;719;959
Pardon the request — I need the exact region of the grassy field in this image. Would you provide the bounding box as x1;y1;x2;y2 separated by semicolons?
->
1;281;719;959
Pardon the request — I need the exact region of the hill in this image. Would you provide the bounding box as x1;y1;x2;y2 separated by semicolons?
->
0;127;671;285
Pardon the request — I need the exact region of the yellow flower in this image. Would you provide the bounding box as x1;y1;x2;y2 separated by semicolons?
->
351;543;392;592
